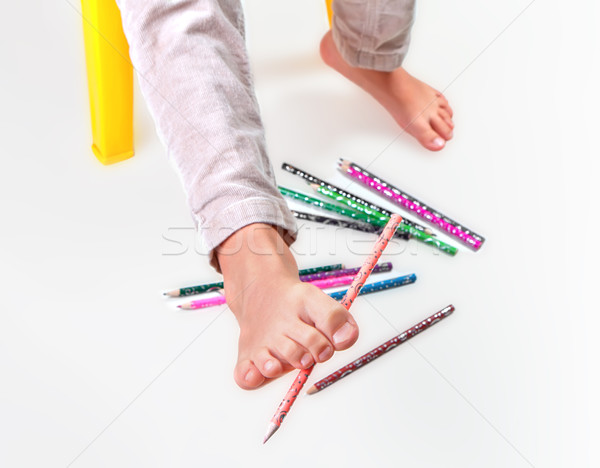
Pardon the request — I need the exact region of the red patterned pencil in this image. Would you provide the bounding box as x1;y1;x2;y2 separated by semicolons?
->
262;214;403;443
307;304;455;394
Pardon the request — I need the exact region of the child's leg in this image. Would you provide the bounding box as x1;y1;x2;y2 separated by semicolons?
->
116;0;295;259
116;0;358;389
324;0;454;151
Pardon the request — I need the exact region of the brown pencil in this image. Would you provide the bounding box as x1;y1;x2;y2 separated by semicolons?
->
307;304;455;394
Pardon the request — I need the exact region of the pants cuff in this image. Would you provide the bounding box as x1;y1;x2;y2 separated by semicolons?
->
198;197;297;272
332;24;407;72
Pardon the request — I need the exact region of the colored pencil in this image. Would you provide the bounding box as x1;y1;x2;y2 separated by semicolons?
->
280;185;389;225
179;275;356;310
307;304;455;394
263;215;403;444
281;162;433;235
178;274;415;310
309;183;427;237
305;274;355;290
338;159;485;250
299;261;393;282
178;294;226;310
164;263;344;297
297;264;344;276
327;274;416;300
292;210;410;240
279;186;457;256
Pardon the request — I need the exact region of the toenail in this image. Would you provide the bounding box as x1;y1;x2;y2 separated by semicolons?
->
264;360;275;371
333;322;354;345
318;346;333;361
433;137;445;148
244;369;255;382
300;353;312;368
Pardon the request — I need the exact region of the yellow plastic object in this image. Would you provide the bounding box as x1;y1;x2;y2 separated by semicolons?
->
325;0;333;26
81;0;134;165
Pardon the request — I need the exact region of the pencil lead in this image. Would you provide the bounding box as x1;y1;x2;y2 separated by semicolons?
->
177;305;182;308
263;422;279;444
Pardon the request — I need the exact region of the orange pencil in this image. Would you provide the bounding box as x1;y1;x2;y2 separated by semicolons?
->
263;214;403;443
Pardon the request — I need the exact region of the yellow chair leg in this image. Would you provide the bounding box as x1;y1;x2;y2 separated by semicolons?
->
81;0;134;165
325;0;333;26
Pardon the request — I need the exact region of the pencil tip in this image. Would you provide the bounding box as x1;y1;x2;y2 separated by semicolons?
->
263;423;279;444
306;386;317;395
338;159;350;170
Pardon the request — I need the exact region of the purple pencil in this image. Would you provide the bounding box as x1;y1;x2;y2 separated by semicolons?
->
307;304;455;394
299;262;392;282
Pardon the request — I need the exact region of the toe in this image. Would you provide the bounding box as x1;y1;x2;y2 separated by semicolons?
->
409;120;446;151
234;359;265;390
439;99;453;117
275;336;314;369
430;116;453;141
434;91;448;105
286;322;333;364
439;108;454;129
304;288;359;351
253;348;285;379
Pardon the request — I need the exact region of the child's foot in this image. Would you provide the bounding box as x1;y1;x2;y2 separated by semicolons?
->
320;30;454;151
216;224;359;390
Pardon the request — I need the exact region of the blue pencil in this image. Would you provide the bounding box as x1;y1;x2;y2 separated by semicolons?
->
328;274;416;301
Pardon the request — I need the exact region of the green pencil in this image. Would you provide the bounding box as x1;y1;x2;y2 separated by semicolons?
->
279;186;457;256
279;185;394;225
164;263;344;297
310;183;403;226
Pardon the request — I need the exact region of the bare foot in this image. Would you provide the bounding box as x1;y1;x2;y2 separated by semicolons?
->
320;30;454;151
216;223;359;390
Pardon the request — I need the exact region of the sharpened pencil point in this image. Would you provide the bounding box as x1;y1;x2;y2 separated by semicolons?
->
177;305;182;308
306;385;318;395
263;422;279;444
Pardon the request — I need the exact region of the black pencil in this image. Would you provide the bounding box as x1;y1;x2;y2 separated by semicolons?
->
292;210;410;240
282;162;434;236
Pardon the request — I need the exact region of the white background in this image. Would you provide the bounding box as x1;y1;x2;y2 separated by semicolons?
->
1;0;599;467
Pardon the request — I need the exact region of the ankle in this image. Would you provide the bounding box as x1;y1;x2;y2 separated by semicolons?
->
216;224;299;311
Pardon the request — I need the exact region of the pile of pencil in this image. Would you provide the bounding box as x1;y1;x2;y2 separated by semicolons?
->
280;160;485;254
161;159;485;443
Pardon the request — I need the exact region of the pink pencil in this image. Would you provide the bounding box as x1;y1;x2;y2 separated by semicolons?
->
307;274;355;289
178;275;357;310
338;159;484;250
178;294;226;310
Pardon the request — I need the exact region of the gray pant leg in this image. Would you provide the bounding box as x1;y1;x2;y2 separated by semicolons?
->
116;0;296;270
332;0;416;71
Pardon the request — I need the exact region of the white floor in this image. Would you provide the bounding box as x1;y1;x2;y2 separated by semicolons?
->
1;0;599;466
